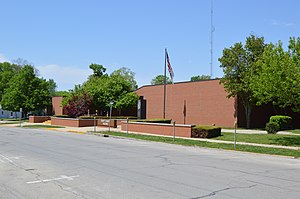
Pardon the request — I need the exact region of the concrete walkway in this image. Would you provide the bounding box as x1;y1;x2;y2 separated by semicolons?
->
1;122;299;150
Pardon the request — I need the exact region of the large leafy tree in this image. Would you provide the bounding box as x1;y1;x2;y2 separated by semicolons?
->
65;65;139;116
219;34;265;128
1;65;52;116
0;62;21;100
251;38;300;112
89;63;107;77
151;75;172;85
110;67;138;90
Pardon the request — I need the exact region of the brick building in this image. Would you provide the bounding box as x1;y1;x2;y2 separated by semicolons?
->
135;79;236;127
135;79;300;128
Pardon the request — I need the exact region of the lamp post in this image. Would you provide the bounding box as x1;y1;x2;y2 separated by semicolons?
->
109;101;114;132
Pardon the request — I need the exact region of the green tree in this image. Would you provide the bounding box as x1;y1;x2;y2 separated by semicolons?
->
47;78;57;96
0;62;21;100
190;75;211;81
219;34;265;128
251;39;300;111
1;65;51;116
89;63;107;77
111;67;138;90
115;92;139;114
82;68;138;113
151;75;172;85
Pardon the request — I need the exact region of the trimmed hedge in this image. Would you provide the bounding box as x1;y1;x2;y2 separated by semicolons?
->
265;122;280;134
134;118;172;124
192;125;221;138
266;115;292;134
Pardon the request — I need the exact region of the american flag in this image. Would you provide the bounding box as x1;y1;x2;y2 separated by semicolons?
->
165;50;174;82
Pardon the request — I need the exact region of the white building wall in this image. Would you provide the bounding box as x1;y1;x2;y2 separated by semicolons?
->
0;108;21;118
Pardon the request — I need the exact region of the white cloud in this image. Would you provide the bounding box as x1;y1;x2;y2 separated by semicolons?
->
269;19;295;27
36;64;91;91
0;54;10;63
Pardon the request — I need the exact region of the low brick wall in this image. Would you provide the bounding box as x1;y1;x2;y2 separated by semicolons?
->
121;122;194;138
51;117;95;127
29;116;51;123
97;119;117;128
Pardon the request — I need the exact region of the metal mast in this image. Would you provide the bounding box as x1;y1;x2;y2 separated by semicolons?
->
210;0;215;78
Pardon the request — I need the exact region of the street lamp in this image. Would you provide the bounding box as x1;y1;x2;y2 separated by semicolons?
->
109;101;114;132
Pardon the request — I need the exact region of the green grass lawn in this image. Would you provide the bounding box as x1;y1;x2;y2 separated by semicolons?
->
95;131;300;158
212;132;300;147
287;129;300;134
0;121;20;125
22;125;65;129
0;118;29;122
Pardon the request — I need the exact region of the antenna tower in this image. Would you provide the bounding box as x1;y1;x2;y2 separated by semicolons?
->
210;0;215;78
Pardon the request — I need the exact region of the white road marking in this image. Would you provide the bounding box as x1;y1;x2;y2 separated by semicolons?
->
26;175;80;184
10;156;24;160
0;154;14;163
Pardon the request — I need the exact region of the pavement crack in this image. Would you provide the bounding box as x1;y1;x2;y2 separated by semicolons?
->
155;154;177;167
190;184;257;199
56;182;89;199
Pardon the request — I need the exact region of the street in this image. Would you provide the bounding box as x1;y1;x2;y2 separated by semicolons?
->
0;127;300;199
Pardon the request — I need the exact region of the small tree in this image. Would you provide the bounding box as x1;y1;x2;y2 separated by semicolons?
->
151;75;172;85
219;34;265;128
190;75;211;81
64;92;92;117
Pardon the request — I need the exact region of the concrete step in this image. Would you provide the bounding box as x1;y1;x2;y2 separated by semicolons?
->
43;120;51;125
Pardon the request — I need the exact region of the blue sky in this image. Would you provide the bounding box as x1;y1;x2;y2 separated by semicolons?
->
1;0;299;90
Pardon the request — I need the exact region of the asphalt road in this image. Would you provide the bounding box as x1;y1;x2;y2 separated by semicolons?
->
0;127;300;199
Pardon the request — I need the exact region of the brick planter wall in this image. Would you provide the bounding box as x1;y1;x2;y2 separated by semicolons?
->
51;117;95;127
121;122;194;138
29;116;51;123
97;119;117;128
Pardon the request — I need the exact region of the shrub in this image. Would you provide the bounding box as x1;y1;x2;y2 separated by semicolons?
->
192;125;221;138
269;115;292;130
265;122;280;134
134;118;172;124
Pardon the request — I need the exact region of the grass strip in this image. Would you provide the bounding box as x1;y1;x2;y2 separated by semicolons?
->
96;131;300;158
287;129;300;134
212;132;300;147
22;125;65;129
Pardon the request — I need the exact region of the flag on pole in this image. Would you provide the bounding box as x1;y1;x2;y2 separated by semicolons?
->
165;49;174;82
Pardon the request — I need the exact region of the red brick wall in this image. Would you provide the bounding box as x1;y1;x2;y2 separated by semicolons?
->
135;80;235;128
52;96;67;115
29;116;51;123
51;117;95;127
121;122;194;138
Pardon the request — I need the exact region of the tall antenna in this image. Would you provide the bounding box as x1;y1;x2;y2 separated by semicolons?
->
210;0;215;78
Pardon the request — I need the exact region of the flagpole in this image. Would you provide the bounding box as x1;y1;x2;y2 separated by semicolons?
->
163;48;167;119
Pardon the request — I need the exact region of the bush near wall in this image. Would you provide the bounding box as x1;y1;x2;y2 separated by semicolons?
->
134;118;172;124
266;115;292;134
192;125;221;138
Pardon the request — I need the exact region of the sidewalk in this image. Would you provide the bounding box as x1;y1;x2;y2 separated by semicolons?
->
1;122;299;150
